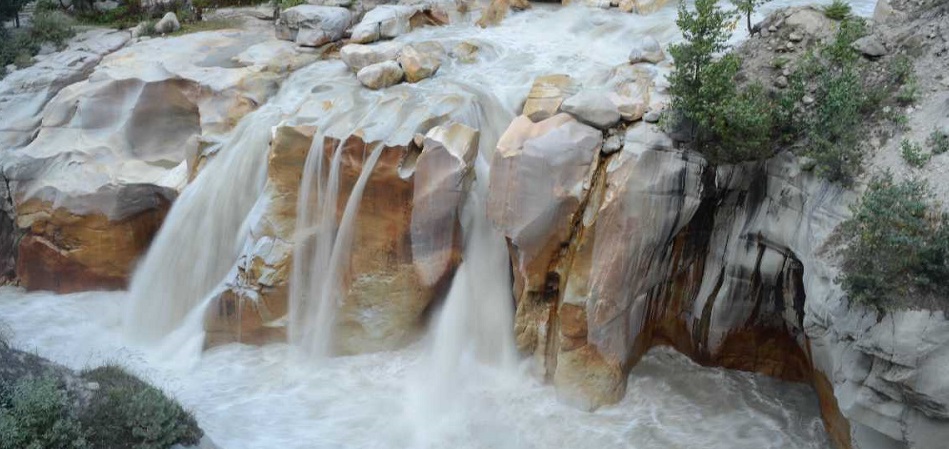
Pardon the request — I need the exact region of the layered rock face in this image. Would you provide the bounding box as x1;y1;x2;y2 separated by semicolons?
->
488;117;949;447
1;31;312;292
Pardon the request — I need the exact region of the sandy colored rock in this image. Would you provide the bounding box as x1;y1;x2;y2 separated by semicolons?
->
340;41;405;72
356;60;405;89
522;74;579;122
477;0;530;28
398;43;443;83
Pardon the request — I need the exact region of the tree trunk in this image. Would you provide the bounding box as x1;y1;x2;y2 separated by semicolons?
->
746;12;752;34
14;12;20;28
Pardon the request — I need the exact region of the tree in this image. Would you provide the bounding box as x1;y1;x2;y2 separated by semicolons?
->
731;0;771;34
0;0;30;28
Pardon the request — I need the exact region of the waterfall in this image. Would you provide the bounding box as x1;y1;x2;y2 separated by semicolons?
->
289;141;386;358
123;109;279;342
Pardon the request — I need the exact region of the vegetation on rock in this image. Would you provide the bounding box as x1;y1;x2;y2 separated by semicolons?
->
0;376;90;449
822;0;852;20
840;174;949;310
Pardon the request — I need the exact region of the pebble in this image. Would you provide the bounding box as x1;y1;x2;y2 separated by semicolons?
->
775;75;789;88
85;382;100;391
768;25;777;32
602;134;624;155
802;95;815;105
789;32;803;42
786;42;795;50
643;110;662;123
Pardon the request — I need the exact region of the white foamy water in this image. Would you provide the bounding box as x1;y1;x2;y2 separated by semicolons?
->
0;288;829;449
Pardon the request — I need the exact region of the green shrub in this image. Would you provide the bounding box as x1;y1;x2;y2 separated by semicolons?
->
901;139;929;168
0;376;90;449
30;10;75;47
80;366;202;449
928;129;949;155
279;0;305;9
840;174;949;309
666;0;773;164
822;0;852;20
730;0;771;33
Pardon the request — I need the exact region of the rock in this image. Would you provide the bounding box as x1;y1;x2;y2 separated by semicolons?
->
522;74;579;122
602;133;623;154
487;114;602;315
628;36;664;64
350;5;444;43
477;0;529;28
852;35;887;57
2;30;293;292
356;60;404;89
154;12;180;34
873;0;905;24
340;41;404;72
643;109;661;123
784;7;836;38
398;43;443;83
618;0;635;12
451;41;479;63
562;90;622;129
275;6;351;47
775;75;789;88
802;94;815;105
788;32;803;42
608;80;649;122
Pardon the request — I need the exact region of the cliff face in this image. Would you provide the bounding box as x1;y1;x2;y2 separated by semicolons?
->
488;117;949;448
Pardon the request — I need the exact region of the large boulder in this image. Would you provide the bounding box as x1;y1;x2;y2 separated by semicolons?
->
522;74;579;122
356;60;405;89
275;5;352;47
1;30;306;292
154;12;181;34
340;41;404;72
398;42;443;83
350;5;446;44
561;90;622;129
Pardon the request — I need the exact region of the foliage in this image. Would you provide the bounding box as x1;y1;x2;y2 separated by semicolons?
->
80;365;202;449
666;0;773;164
0;376;90;449
839;174;949;309
279;0;306;9
730;0;771;33
901;139;929;168
0;0;30;27
822;0;852;20
928;129;949;155
31;9;76;46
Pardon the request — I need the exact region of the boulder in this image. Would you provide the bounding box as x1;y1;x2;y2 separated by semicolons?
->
340;41;405;72
397;42;443;82
561;90;622;129
628;36;664;64
350;5;445;44
852;35;887;57
451;41;480;63
522;74;579;122
275;5;351;47
154;12;180;34
608;80;650;122
356;60;405;89
477;0;530;28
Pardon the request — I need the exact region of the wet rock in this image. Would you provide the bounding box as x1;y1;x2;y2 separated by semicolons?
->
340;41;404;72
522;74;579;122
275;6;351;47
628;36;665;64
451;40;480;63
356;60;405;89
562;90;622;129
350;5;446;43
852;35;887;57
477;0;531;28
154;12;180;34
398;43;443;83
609;80;649;122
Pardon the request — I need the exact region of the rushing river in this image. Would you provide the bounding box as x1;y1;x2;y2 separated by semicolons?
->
0;288;829;449
0;1;879;448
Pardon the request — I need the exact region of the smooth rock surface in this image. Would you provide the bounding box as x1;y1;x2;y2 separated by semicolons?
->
561;90;622;129
398;43;443;83
356;60;405;89
340;41;405;72
522;74;578;122
628;36;664;64
154;12;181;34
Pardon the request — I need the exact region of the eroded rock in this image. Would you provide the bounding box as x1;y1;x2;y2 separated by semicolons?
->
275;5;351;47
340;41;405;72
357;60;405;89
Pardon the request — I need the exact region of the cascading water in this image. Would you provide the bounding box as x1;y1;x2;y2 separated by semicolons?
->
290;141;385;358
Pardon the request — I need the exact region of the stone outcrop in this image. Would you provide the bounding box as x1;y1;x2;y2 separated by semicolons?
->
522;75;579;122
275;5;352;47
488;116;949;447
1;30;309;292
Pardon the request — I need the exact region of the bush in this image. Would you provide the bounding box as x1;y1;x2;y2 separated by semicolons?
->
901;139;929;168
80;366;202;449
666;0;773;164
928;129;949;155
839;174;949;309
822;0;852;20
0;376;90;449
30;10;76;46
